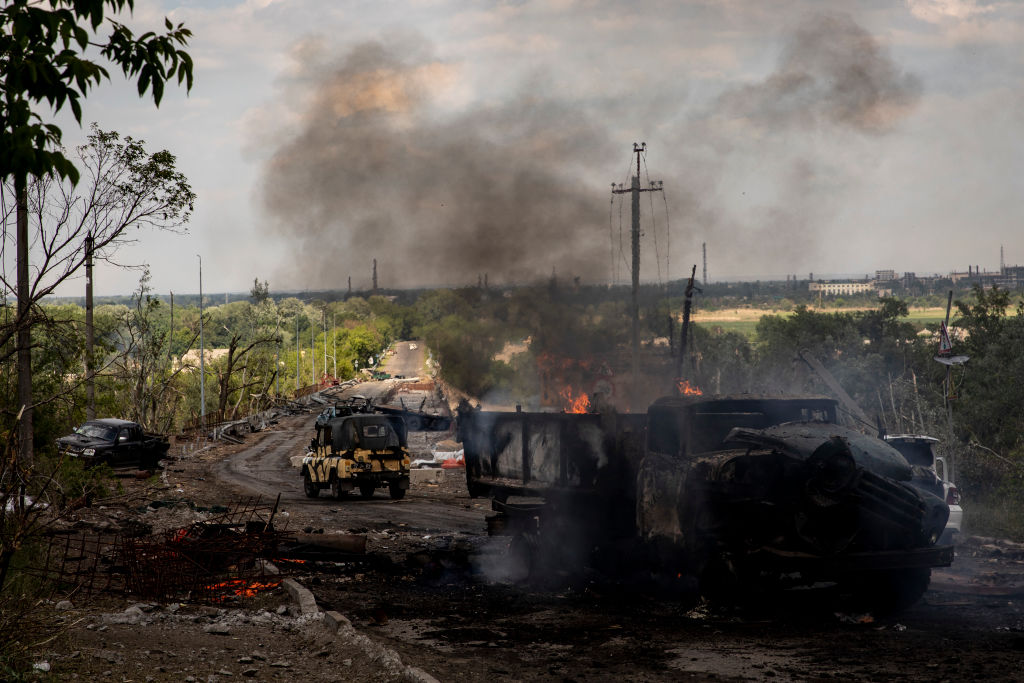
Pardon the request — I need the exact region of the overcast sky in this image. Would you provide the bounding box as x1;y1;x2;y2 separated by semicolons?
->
45;0;1024;296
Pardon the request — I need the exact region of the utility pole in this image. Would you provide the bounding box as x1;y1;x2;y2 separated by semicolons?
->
198;255;205;430
295;316;300;391
323;308;327;378
169;292;174;362
702;242;707;285
310;318;315;387
85;232;95;420
347;276;352;297
934;289;969;484
332;313;337;379
612;142;663;409
372;259;378;293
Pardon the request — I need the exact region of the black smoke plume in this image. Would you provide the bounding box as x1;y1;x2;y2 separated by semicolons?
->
258;12;921;289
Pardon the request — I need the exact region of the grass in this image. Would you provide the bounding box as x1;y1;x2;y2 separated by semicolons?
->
960;499;1024;542
691;306;952;340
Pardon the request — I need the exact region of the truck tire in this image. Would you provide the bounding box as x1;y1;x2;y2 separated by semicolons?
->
331;476;346;500
389;482;406;500
359;483;375;499
303;470;319;498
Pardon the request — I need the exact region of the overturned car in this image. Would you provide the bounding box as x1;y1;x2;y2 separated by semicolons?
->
460;395;953;609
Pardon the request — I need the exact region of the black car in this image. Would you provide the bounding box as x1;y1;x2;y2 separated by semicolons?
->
57;418;169;468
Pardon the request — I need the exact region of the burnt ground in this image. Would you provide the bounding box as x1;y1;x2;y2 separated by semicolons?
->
37;408;1024;682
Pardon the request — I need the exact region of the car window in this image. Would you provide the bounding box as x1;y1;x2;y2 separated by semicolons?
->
75;424;118;440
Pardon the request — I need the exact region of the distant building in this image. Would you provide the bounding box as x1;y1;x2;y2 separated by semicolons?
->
996;266;1024;289
809;281;874;296
875;270;896;282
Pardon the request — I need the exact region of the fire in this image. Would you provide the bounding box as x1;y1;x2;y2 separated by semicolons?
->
677;379;703;396
537;352;605;411
203;578;282;600
559;386;590;414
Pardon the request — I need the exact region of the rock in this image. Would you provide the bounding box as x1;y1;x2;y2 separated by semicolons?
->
270;660;291;668
250;652;268;661
276;605;288;615
240;669;258;678
107;605;146;625
205;624;231;635
33;661;50;672
237;657;254;664
55;600;74;611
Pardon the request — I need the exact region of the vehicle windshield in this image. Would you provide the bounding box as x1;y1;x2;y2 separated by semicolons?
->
74;423;118;440
888;440;935;468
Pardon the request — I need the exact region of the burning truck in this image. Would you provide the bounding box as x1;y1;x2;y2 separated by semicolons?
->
458;394;953;609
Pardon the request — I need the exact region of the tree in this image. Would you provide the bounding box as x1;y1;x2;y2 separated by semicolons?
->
1;0;193;466
213;331;279;416
0;125;195;437
107;271;199;432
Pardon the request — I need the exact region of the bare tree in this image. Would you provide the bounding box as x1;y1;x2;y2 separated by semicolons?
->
214;331;280;417
0;126;195;440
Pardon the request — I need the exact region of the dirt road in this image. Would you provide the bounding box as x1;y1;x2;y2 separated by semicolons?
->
212;412;486;536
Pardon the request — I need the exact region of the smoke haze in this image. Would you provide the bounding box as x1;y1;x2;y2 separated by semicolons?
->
257;12;921;290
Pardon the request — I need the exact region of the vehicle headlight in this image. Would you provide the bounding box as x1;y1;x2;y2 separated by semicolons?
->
82;448;95;457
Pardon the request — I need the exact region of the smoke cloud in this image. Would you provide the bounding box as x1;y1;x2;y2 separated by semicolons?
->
258;38;616;290
257;12;921;289
716;13;921;133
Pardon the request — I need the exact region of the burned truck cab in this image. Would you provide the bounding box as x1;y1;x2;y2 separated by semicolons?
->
462;394;953;608
639;395;952;606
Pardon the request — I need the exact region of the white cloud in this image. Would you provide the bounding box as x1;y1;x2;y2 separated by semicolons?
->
906;0;995;23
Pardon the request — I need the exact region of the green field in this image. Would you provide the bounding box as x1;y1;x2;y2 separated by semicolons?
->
693;307;950;340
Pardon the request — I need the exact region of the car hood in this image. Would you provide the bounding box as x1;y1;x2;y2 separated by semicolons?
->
56;434;110;450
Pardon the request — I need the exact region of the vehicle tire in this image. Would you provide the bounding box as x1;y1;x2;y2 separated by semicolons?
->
331;477;346;500
303;470;319;498
359;483;375;499
389;482;406;500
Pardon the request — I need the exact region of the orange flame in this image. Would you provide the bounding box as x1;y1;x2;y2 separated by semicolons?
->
677;379;703;396
203;578;282;601
559;386;590;413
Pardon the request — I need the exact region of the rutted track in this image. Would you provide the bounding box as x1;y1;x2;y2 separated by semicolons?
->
212;413;489;536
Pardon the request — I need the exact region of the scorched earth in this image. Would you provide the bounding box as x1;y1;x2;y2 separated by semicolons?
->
44;393;1024;682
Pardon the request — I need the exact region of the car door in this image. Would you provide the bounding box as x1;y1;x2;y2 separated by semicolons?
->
116;426;142;466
